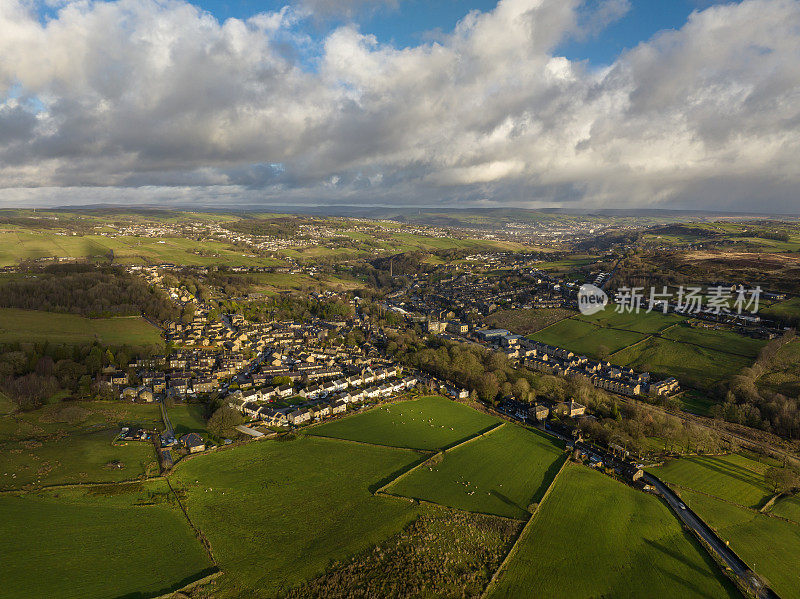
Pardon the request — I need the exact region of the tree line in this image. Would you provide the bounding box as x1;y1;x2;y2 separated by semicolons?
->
712;331;800;439
0;340;161;411
0;264;178;321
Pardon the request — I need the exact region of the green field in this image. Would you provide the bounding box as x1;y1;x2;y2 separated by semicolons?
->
168;403;208;436
488;464;737;599
770;494;800;522
286;509;521;599
662;323;767;358
611;336;752;389
681;489;800;599
0;401;163;489
0;229;281;267
529;307;762;389
0;308;162;345
0;401;162;443
534;255;598;273
278;232;535;261
761;297;800;322
0;484;213;599
171;435;426;596
529;318;647;358
385;423;564;519
0;429;158;490
676;389;717;416
757;340;800;397
307;396;501;450
575;307;687;334
648;453;773;509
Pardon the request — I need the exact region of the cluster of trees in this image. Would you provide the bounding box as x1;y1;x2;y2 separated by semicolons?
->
223;217;303;238
204;271;258;297
740;229;792;242
0;341;160;411
579;402;730;458
218;294;354;323
401;341;524;403
0;264;178;321
206;405;244;438
712;332;800;439
765;465;800;494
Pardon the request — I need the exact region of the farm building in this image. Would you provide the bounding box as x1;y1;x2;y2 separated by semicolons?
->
180;433;206;453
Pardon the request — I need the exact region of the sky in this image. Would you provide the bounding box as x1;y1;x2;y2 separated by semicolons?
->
1;0;799;213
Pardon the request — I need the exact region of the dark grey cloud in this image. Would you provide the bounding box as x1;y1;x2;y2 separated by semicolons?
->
0;0;799;213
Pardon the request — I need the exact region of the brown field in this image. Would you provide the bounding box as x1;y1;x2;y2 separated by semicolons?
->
485;308;573;335
682;251;800;269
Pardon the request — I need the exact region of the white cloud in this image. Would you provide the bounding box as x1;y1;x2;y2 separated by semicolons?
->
0;0;799;212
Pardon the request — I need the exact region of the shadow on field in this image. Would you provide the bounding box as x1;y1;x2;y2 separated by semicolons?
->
651;559;737;599
439;422;503;451
369;452;432;494
115;566;219;599
488;489;526;516
530;455;568;504
678;457;769;507
644;538;721;580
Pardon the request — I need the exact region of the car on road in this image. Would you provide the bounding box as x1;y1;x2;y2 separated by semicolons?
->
678;502;686;510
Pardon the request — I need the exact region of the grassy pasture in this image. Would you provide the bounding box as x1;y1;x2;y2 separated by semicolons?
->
676;389;717;416
278;233;535;261
0;401;162;489
662;323;767;358
0;229;282;267
648;453;773;509
680;490;800;599
385;423;564;520
0;401;162;443
529;319;648;357
0;308;162;346
769;495;800;522
0;429;157;490
171;435;425;597
534;255;597;273
307;396;500;451
488;464;737;599
761;297;800;322
757;340;800;397
575;307;687;334
611;336;751;389
0;484;213;599
168;403;208;436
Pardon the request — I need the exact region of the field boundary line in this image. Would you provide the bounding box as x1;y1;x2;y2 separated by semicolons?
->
302;433;435;454
164;477;219;567
760;493;782;514
552;315;760;360
479;456;570;599
608;331;655;360
376;492;530;522
0;475;165;494
375;422;506;496
150;570;223;599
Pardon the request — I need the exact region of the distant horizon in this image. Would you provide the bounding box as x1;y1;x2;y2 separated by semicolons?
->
4;202;800;219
